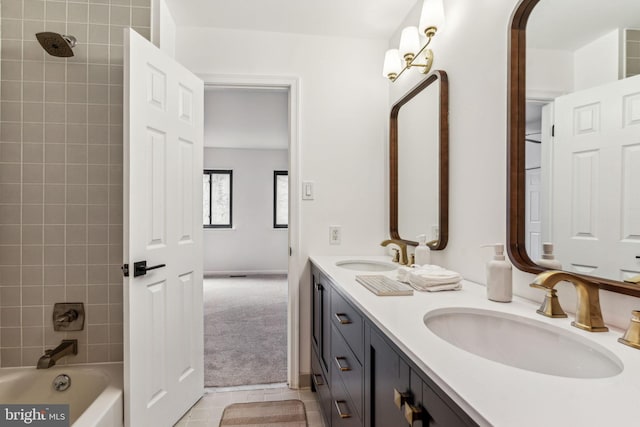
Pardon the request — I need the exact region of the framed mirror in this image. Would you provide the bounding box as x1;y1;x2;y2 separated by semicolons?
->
390;70;448;249
508;0;640;297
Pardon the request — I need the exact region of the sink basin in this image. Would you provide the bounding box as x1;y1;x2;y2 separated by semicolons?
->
423;308;623;378
335;260;397;272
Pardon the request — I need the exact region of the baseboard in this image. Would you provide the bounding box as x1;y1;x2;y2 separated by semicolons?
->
204;270;288;277
298;373;311;389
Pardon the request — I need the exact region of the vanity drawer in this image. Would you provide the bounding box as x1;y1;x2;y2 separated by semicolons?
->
331;288;364;363
331;370;362;427
331;324;363;419
311;349;332;426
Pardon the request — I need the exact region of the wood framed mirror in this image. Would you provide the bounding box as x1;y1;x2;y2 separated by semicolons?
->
508;0;640;297
390;70;448;249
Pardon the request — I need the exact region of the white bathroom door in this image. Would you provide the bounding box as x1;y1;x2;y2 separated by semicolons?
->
552;74;640;279
123;29;204;427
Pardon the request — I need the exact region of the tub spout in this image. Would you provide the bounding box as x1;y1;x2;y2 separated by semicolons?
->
37;339;77;369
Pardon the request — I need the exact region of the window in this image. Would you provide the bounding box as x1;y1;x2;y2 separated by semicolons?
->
203;170;232;228
274;170;288;228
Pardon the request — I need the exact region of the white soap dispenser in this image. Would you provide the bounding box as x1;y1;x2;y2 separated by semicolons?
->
537;242;562;270
414;234;431;266
482;243;512;302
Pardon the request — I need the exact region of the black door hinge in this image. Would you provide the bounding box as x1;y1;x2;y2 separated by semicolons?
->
551;124;555;137
121;264;129;277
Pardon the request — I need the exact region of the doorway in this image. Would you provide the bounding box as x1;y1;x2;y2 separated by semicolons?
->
200;77;300;388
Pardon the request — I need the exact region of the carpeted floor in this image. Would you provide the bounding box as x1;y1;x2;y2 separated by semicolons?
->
203;275;288;387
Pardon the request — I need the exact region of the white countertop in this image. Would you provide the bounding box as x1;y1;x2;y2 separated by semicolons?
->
310;255;640;427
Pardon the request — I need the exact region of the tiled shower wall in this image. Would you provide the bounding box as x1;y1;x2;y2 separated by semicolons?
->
0;0;150;367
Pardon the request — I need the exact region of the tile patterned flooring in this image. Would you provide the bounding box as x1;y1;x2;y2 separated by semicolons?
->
174;384;326;427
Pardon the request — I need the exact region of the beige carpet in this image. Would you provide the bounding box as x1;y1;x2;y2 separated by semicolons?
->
219;399;307;426
204;275;288;387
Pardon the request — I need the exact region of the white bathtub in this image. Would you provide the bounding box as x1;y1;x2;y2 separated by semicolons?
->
0;362;123;427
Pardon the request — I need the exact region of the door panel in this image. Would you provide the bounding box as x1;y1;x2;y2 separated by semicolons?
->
124;28;204;427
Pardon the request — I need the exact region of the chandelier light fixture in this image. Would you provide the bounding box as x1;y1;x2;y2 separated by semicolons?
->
383;0;445;82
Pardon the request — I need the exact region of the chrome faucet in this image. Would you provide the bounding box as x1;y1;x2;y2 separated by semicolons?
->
381;239;409;265
530;270;608;332
37;339;78;369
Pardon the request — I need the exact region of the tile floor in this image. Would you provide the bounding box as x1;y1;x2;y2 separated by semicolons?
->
174;384;327;427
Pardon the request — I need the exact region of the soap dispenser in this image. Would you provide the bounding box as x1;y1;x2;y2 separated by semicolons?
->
414;234;431;266
482;244;512;302
537;242;562;270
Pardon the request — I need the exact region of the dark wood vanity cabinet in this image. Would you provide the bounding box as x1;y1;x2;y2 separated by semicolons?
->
311;264;478;427
312;267;331;376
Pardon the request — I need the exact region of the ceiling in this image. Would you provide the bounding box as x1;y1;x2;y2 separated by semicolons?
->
163;0;419;39
527;0;640;51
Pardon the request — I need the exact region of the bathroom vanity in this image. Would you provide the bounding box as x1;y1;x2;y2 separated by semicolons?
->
309;255;640;427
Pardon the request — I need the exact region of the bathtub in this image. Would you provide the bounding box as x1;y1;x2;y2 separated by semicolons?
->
0;362;123;427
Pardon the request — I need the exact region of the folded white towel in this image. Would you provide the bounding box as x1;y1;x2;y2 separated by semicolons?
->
409;268;462;287
396;266;413;283
410;281;462;292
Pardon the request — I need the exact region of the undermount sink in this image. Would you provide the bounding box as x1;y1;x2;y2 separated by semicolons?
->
424;307;623;379
335;260;398;272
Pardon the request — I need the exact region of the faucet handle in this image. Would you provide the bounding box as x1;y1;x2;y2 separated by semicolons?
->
532;286;568;318
391;248;400;263
618;310;640;350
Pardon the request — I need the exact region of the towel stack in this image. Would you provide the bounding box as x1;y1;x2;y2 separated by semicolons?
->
398;265;462;292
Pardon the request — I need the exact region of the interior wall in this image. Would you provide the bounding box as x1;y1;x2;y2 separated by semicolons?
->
176;27;389;375
203;147;288;275
574;29;620;91
0;0;151;367
388;0;638;330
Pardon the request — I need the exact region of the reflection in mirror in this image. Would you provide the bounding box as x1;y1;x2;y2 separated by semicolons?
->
509;0;640;296
390;71;448;249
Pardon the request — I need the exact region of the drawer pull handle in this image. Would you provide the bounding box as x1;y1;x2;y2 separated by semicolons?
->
334;400;352;419
313;373;324;386
394;388;411;409
334;312;352;324
404;403;423;425
334;356;351;372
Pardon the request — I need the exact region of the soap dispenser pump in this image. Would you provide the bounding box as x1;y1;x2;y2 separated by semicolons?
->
481;243;512;302
537;242;562;270
414;234;431;266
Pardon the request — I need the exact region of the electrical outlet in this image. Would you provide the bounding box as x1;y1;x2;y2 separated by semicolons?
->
329;226;341;245
431;225;440;241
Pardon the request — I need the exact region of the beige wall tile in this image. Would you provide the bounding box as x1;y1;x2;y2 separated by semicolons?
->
21;306;43;326
1;327;22;347
88;343;109;362
66;265;87;285
44;225;65;244
0;225;21;244
0;184;21;203
22;266;43;286
87;303;108;323
43;266;65;286
24;143;45;163
88;285;109;304
1;348;22;367
1;307;21;327
0;205;21;224
0;287;21;306
22;326;44;347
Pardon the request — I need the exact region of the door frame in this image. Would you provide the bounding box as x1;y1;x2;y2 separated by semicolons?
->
199;74;301;388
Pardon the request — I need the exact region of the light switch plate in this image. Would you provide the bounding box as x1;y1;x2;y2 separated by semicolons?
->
302;181;314;200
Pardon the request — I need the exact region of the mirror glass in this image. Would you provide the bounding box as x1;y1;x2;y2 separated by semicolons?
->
519;0;640;284
391;71;448;249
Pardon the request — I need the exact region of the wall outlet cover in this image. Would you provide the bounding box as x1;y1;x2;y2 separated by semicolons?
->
329;226;341;245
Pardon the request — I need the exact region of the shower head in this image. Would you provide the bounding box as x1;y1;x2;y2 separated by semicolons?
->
35;32;77;58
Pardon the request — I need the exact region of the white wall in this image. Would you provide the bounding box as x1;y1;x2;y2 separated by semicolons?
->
204;88;288;149
574;29;620;91
176;0;639;379
151;0;176;57
203;148;288;274
176;27;389;375
387;0;637;332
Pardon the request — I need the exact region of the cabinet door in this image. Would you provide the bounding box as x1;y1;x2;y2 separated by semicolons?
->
312;269;331;374
312;269;322;355
369;329;411;427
